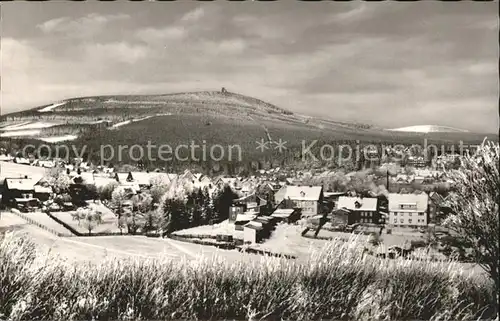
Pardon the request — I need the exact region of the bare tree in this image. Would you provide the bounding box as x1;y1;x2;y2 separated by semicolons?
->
78;208;103;235
111;188;128;234
125;193;153;234
44;168;71;194
443;141;499;297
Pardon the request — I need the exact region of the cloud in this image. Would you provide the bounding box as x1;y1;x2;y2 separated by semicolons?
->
180;7;205;22
333;4;371;23
135;26;186;43
2;2;497;133
37;13;130;37
134;6;215;45
202;39;247;55
83;42;150;64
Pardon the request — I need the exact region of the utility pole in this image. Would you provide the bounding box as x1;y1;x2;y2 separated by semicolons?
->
386;170;390;192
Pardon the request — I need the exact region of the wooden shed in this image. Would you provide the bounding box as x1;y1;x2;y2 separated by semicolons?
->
243;221;264;244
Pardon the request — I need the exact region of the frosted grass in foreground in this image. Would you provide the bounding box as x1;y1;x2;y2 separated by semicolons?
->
0;231;497;321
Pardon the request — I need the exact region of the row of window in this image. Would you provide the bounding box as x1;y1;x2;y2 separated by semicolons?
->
393;212;425;216
399;204;417;210
393;218;426;224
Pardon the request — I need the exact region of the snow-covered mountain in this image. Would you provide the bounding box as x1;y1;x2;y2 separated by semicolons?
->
387;125;469;133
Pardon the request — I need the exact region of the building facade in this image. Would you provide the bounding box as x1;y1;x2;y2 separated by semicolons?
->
275;186;323;217
336;196;379;224
388;193;429;227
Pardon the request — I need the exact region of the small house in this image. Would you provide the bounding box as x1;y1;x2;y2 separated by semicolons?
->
270;208;301;224
232;193;267;216
34;185;52;202
275;185;324;217
243;221;264;244
0;154;14;162
330;208;351;226
14;157;30;165
234;212;258;231
336;196;380;224
2;176;37;205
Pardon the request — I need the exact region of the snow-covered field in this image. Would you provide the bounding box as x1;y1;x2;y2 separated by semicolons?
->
0;129;41;137
174;220;244;239
110;114;171;129
37;101;67;112
39;135;78;143
1;121;59;131
104;99;169;105
111;120;132;128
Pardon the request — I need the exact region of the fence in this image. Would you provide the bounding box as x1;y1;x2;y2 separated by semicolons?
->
236;246;297;259
168;234;235;250
44;211;82;236
10;209;70;237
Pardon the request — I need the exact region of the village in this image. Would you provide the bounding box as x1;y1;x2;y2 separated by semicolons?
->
0;145;468;263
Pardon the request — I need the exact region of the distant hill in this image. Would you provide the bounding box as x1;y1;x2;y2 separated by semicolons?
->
0;90;495;168
388;125;470;133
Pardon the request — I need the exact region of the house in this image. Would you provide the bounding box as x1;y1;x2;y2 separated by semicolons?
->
114;184;139;197
323;191;348;210
336;196;379;224
185;172;213;190
93;176;118;188
0;154;14;162
270;208;301;224
330;208;351;226
34;185;52;202
181;170;197;183
415;169;443;179
37;160;55;168
388;193;429;228
14;157;30;165
231;193;267;218
114;171;163;189
79;161;90;171
395;174;413;184
129;172;156;188
412;176;425;184
275;185;324;217
103;167;115;174
407;156;428;168
234;212;258;230
2;176;39;208
216;177;241;189
71;172;95;185
243;221;264;244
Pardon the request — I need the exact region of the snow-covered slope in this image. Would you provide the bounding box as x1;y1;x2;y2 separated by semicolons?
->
387;125;469;133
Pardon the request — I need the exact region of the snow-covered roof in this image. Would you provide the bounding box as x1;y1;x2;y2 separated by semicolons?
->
337;196;378;212
388;193;428;212
5;178;36;191
276;185;323;202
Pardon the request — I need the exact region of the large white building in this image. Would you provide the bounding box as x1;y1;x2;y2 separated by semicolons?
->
388;193;429;227
274;185;323;216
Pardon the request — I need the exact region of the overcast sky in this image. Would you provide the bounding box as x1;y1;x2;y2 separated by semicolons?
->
1;1;498;132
